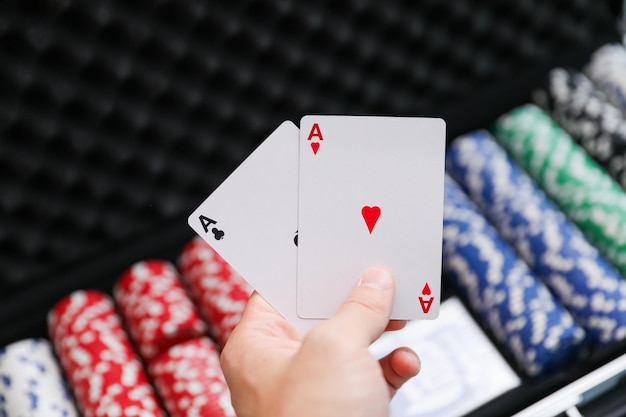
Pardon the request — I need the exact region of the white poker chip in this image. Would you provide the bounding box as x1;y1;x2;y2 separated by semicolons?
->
0;338;79;417
585;43;626;113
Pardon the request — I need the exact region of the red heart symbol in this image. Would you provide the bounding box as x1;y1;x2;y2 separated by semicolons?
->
311;142;320;155
422;283;431;296
361;206;381;234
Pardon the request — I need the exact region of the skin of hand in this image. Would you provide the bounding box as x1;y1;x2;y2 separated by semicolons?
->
221;267;421;417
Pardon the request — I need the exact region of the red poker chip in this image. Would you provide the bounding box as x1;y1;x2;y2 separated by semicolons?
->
149;337;236;417
48;290;166;417
114;259;208;362
178;238;252;347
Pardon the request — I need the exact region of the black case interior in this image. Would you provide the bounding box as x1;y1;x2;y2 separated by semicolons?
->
0;1;623;415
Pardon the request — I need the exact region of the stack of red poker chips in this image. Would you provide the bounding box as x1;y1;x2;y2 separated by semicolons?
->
47;289;166;417
149;337;236;417
114;258;238;416
114;259;208;362
178;237;252;347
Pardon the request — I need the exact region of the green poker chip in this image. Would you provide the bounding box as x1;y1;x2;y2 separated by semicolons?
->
491;104;626;276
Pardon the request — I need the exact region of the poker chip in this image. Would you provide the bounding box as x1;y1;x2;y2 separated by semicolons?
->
533;67;626;188
149;337;235;417
0;338;79;417
178;237;252;348
584;43;626;113
447;131;626;345
442;175;586;377
48;290;166;417
491;104;626;276
114;259;208;362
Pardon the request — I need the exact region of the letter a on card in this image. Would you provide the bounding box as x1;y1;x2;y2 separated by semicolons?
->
307;123;324;155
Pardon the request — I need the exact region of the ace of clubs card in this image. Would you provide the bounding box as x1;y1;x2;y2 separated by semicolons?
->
188;121;321;334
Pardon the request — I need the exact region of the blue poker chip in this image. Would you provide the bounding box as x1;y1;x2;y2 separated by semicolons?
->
447;131;626;346
442;175;586;377
0;338;78;417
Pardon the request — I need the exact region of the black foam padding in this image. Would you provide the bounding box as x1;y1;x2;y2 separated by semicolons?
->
0;1;621;414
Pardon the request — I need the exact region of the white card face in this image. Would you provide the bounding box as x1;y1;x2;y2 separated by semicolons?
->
188;121;321;335
297;116;446;319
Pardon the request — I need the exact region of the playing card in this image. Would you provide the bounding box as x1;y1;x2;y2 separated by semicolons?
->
188;121;321;334
297;116;446;319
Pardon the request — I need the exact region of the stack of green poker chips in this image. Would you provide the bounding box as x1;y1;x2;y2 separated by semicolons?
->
491;104;626;276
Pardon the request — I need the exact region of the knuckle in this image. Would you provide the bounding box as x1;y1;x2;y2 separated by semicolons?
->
304;323;343;348
220;343;237;378
344;290;388;316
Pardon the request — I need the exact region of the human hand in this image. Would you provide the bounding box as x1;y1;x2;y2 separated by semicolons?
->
221;267;420;417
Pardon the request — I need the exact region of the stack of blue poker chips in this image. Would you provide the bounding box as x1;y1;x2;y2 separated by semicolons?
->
442;175;586;377
0;338;78;417
533;67;626;188
446;131;626;346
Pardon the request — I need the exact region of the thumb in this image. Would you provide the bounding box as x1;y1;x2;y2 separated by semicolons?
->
327;267;395;346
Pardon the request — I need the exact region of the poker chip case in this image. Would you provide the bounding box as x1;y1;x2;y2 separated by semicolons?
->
1;0;625;416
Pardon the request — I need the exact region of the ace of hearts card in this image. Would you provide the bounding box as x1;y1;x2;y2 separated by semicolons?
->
297;116;446;320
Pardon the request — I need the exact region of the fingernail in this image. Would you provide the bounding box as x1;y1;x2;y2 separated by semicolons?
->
359;268;392;291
